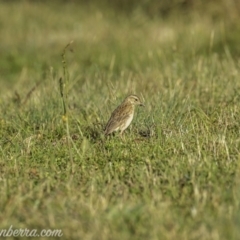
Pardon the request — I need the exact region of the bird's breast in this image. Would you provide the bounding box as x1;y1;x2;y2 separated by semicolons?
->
122;113;134;130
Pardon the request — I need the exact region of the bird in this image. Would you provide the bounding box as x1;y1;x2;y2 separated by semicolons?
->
104;94;144;138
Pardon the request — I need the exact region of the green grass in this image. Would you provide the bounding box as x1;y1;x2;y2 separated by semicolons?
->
1;1;240;239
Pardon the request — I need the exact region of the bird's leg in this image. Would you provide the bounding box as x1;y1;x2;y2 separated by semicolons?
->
119;130;126;141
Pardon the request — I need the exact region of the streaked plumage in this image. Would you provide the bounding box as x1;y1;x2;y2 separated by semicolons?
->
104;94;144;137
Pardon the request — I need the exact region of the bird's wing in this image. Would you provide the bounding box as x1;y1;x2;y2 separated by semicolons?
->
104;105;132;135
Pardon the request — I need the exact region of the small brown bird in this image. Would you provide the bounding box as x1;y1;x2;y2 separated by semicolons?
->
104;94;144;138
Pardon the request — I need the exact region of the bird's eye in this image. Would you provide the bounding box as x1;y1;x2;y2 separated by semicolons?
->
135;98;138;101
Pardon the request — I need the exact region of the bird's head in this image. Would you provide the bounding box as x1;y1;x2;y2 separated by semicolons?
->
125;94;144;107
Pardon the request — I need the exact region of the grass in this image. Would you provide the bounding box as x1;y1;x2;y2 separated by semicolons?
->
1;1;240;239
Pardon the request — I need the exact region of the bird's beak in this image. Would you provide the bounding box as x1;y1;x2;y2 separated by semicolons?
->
140;102;145;107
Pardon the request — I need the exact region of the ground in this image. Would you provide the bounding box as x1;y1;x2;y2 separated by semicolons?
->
0;1;240;239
